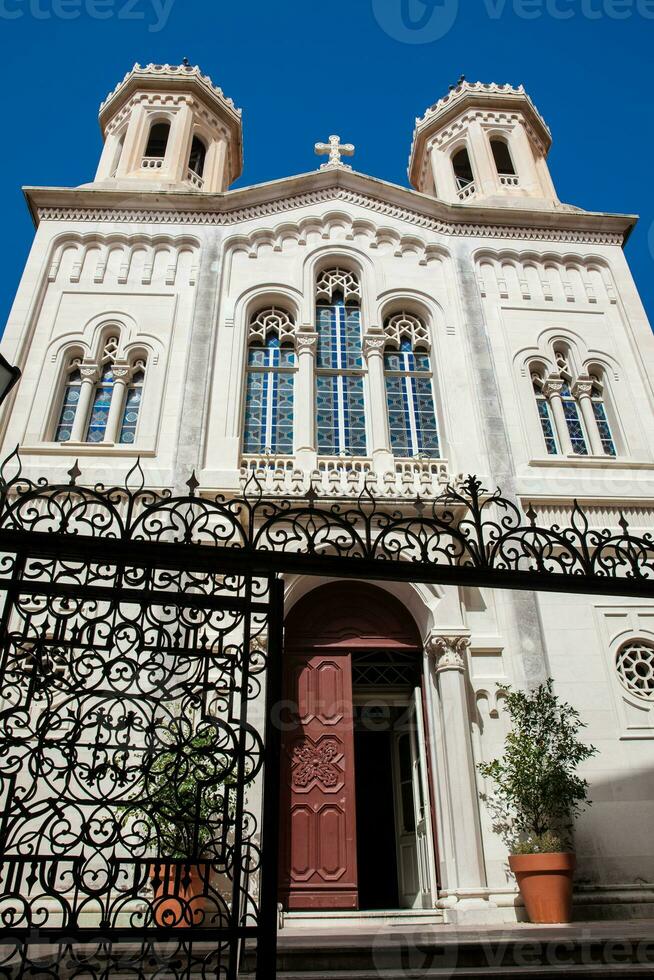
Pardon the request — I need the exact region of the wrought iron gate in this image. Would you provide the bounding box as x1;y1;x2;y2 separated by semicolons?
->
0;452;652;978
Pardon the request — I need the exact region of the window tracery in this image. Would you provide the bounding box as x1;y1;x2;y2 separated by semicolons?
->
243;307;296;454
383;312;439;459
315;269;366;456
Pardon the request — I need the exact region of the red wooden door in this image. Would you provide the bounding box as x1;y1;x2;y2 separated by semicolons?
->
279;652;358;910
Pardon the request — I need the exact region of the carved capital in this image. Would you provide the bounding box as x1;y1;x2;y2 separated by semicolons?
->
112;364;131;382
426;632;471;672
572;375;593;399
296;331;318;354
541;374;565;399
362;333;386;358
80;365;99;383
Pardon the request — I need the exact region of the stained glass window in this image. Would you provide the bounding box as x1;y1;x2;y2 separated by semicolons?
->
315;285;366;456
560;380;588;455
244;312;295;454
119;368;145;445
591;378;617;457
532;374;558;455
85;363;115;443
54;363;82;442
384;337;440;458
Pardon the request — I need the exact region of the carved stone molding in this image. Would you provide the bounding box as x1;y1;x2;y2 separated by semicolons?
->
426;632;471;672
362;333;386;358
542;375;566;399
295;331;319;354
34;188;626;247
572;376;594;399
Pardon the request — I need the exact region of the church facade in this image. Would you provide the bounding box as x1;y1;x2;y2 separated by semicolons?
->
2;62;654;925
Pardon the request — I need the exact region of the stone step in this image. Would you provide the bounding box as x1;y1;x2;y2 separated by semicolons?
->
253;970;654;979
245;927;654;978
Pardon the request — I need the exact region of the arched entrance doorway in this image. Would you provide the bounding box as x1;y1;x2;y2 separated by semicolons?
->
278;582;437;912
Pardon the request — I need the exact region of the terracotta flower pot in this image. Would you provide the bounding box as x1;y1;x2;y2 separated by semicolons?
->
149;862;213;928
509;851;575;924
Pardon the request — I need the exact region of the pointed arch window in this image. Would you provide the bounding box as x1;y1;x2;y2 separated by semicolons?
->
243;307;296;454
54;358;82;443
315;268;366;456
383;313;440;459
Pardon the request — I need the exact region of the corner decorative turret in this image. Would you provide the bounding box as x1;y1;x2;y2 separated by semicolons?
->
408;80;559;209
92;62;243;193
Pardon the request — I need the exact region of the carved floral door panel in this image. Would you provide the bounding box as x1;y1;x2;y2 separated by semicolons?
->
279;653;358;910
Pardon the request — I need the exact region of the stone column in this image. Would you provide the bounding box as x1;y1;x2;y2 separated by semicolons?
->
467;120;497;197
116;103;148;177
70;366;98;443
103;364;130;444
363;331;393;474
430;144;459;203
542;376;573;455
294;330;318;472
167;102;195;182
573;376;604;456
426;632;487;895
507;125;541;195
95;132;123;181
204;137;228;192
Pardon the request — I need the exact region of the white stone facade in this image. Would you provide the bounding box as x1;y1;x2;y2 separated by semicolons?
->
2;66;654;923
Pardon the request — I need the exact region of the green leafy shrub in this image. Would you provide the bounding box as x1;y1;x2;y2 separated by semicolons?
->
121;719;236;859
478;679;597;854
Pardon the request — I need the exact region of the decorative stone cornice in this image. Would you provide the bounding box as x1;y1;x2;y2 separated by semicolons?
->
28;184;630;248
99;62;241;123
426;632;471;672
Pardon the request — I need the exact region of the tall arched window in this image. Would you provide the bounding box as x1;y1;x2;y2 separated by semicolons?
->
452;146;475;197
144;121;170;159
490;138;517;181
559;380;589;455
383;312;440;458
590;373;617;457
531;368;558;456
85;335;119;443
315;268;366;456
530;345;619;459
243;307;295;454
188;136;206;178
119;361;146;445
54;358;82;443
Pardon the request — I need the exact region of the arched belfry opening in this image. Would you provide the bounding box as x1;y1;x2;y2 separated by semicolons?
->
279;582;437;913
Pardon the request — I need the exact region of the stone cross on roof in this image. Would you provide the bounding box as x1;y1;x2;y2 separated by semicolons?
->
315;135;355;170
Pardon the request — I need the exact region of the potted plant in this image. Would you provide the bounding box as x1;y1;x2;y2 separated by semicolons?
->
122;719;236;928
478;679;597;923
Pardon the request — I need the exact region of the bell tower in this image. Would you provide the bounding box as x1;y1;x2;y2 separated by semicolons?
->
92;61;243;193
408;80;559;209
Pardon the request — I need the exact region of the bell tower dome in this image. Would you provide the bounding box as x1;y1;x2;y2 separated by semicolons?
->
408;81;558;209
92;61;242;193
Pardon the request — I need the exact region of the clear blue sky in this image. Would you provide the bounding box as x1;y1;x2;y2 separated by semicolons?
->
1;0;653;332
